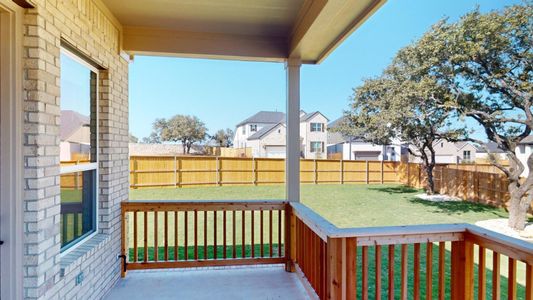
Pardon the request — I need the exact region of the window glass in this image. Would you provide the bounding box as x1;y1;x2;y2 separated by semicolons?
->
60;49;98;251
60;170;96;247
310;141;323;153
250;124;257;132
310;123;323;132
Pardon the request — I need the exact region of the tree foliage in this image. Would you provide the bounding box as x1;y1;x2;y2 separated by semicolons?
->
144;115;208;153
412;3;532;230
211;128;234;147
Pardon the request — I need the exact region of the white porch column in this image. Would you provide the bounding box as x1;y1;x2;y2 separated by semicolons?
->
285;58;301;202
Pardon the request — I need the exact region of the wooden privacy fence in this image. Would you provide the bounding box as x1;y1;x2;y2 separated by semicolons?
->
129;156;400;188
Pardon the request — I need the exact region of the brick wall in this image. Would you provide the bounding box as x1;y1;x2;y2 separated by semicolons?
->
22;0;128;298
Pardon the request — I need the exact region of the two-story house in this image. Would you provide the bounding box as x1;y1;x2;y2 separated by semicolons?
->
233;110;329;158
407;139;478;164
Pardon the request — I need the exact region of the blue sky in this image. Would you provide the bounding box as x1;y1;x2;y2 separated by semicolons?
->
129;0;521;140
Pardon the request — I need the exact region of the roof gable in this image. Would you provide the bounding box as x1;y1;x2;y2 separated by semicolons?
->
60;110;90;141
247;123;285;140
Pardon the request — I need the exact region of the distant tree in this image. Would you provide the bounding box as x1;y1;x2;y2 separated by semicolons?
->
141;118;166;144
129;133;139;143
412;4;533;230
335;57;460;194
211;128;234;147
155;115;208;154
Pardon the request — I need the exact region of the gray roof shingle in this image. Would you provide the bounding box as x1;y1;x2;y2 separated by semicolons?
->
236;111;285;127
248;123;283;140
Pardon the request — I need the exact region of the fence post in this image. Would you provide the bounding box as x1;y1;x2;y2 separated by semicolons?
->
340;160;344;184
177;157;182;188
174;155;177;188
407;162;410;186
216;156;221;186
381;160;384;184
252;157;257;185
366;160;369;184
451;239;474;300
314;159;318;185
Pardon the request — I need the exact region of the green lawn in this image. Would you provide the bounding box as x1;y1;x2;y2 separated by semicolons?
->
128;184;531;299
130;184;516;227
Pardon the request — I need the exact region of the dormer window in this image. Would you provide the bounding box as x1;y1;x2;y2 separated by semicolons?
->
250;124;257;132
311;123;324;132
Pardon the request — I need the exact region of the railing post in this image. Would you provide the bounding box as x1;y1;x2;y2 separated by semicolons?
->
120;204;127;278
285;204;294;272
327;237;356;300
451;239;474;300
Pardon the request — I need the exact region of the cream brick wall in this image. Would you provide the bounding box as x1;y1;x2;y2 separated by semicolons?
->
22;0;128;299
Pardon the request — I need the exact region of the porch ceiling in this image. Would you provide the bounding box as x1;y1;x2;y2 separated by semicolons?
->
101;0;386;63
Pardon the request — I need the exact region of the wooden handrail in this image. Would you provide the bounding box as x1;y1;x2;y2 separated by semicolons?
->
289;202;533;300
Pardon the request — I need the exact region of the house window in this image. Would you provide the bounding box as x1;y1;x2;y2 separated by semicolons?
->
310;141;324;153
463;150;471;161
250;124;257;132
242;126;245;134
59;48;98;251
519;145;525;154
310;123;324;132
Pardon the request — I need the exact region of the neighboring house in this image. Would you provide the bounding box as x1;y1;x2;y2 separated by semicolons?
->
326;117;402;161
59;110;91;161
517;136;533;177
408;139;478;164
233;110;329;158
475;142;508;164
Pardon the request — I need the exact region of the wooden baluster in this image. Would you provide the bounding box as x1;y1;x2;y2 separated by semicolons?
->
401;244;408;300
508;258;516;300
451;240;474;300
479;246;486;300
347;238;357;300
493;252;500;300
362;245;369;300
232;210;236;258
223;210;227;259
251;210;255;258
213;211;217;259
414;243;420;300
133;212;138;262
375;245;382;300
154;212;158;261
204;211;207;259
526;264;532;300
144;211;148;262
426;242;433;300
278;210;282;257
194;210;198;260
269;210;273;257
242;210;246;258
260;210;264;257
439;242;445;300
164;211;168;261
174;211;178;260
184;211;188;260
388;245;395;300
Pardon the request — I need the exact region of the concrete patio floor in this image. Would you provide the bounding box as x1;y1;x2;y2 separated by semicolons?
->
105;264;311;300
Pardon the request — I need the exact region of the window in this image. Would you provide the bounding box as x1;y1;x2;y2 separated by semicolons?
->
250;124;257;132
59;48;98;251
463;150;471;161
519;145;525;154
242;126;245;134
310;141;324;153
310;123;324;132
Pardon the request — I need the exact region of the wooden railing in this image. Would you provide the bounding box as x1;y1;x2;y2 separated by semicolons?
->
290;202;533;300
120;200;290;277
120;200;532;299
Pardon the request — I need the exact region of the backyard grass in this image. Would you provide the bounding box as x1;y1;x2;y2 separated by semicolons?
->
128;184;531;299
130;184;517;227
